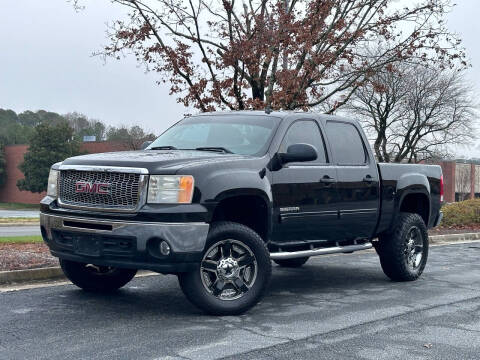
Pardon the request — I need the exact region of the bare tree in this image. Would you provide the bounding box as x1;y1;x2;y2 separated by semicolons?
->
74;0;465;113
345;65;477;163
106;125;157;150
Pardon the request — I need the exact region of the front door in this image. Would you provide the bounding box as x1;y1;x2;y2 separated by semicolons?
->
271;119;339;243
324;120;380;240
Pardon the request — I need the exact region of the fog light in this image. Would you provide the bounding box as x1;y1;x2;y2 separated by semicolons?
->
160;241;171;256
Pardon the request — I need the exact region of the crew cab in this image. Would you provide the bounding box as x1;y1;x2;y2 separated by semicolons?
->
40;111;443;315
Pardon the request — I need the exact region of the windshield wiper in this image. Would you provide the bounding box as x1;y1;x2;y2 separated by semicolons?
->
195;147;233;154
149;146;178;150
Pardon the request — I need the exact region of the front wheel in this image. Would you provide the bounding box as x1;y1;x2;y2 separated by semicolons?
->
60;259;137;292
178;222;271;315
377;212;429;281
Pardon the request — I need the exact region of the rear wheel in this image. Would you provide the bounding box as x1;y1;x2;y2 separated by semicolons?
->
60;259;137;292
178;222;271;315
377;212;428;281
273;257;309;268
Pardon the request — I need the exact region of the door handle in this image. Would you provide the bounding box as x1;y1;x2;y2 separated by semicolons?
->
363;175;373;183
320;175;335;185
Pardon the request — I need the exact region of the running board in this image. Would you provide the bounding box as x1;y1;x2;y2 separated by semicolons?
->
269;242;373;260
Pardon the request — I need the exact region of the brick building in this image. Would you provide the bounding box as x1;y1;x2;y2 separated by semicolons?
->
0;142;128;204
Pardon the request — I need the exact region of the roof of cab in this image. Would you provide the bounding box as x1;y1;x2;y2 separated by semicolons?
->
191;110;357;124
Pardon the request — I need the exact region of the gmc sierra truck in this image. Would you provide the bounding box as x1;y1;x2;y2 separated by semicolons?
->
40;111;443;315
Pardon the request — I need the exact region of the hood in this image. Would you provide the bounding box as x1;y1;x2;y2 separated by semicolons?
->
61;150;249;174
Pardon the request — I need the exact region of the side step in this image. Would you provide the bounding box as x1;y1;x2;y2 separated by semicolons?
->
269;242;373;260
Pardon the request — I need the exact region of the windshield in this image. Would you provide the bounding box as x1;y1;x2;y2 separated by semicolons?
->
148;115;278;156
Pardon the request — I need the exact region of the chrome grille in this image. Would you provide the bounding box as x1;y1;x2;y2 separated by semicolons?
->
58;170;143;211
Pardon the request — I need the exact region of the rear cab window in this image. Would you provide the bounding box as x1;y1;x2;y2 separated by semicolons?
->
325;121;367;165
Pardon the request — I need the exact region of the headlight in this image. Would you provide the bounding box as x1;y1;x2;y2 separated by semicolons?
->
47;169;58;197
147;175;194;204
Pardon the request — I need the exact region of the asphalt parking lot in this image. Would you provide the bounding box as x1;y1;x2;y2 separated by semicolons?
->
1;242;480;360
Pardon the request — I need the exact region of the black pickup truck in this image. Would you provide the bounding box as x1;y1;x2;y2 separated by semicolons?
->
40;111;443;315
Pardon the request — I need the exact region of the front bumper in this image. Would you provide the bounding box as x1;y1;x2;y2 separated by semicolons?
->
40;212;209;273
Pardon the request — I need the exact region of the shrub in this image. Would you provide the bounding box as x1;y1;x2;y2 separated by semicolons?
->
441;199;480;227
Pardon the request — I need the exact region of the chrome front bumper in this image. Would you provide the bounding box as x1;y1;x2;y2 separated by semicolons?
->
40;213;210;254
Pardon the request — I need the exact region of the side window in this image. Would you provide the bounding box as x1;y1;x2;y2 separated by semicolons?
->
279;120;327;163
325;121;367;165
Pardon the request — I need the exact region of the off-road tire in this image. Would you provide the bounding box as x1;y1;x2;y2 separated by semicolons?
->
60;259;137;292
178;221;271;315
273;257;309;267
377;212;429;281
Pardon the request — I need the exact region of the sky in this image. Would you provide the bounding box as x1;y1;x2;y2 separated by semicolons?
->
0;0;479;154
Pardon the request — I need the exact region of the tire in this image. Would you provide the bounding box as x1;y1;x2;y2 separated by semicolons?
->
274;257;309;268
60;259;137;292
178;221;271;315
377;212;429;282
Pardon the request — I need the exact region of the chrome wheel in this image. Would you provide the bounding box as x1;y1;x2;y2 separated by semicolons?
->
200;239;257;301
405;226;424;269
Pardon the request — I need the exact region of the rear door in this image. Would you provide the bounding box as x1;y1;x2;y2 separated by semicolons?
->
324;120;380;240
271;119;339;243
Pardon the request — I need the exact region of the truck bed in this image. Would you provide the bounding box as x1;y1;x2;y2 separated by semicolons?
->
376;163;443;234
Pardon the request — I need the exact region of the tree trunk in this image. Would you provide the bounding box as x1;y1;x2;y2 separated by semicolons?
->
251;82;264;102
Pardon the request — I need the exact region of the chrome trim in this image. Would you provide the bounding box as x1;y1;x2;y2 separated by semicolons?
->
59;165;149;174
57;165;149;213
281;210;338;217
285;165;332;168
270;242;372;260
340;208;377;215
40;213;210;253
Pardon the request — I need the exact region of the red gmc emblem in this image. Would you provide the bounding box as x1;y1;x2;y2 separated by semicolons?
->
75;181;110;195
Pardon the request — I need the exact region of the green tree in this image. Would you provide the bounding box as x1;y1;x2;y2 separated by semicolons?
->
17;122;82;193
0;143;6;187
0;108;109;145
0;109;33;145
18;110;65;127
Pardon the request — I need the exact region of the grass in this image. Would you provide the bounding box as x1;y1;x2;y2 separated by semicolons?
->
0;202;39;210
0;217;39;224
0;235;43;244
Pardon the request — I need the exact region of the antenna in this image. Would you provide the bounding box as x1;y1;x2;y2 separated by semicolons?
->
265;105;272;114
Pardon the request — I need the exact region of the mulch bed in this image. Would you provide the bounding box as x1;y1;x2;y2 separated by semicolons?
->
0;243;58;271
429;225;480;236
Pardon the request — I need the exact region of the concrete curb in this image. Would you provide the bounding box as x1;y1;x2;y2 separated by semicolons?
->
1;232;479;286
0;267;64;285
429;232;480;244
0;268;158;286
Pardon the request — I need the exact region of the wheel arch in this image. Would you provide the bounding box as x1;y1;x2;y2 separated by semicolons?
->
210;189;272;242
398;189;431;227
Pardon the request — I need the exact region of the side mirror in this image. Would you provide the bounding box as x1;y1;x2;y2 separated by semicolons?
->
279;143;317;164
141;141;153;150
